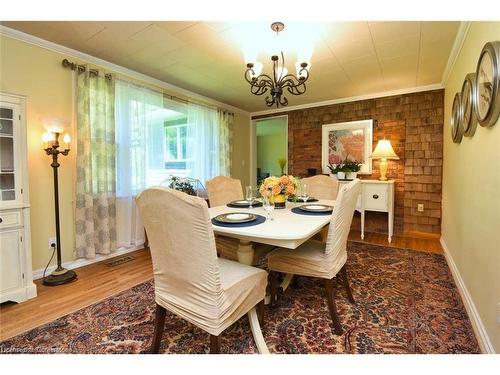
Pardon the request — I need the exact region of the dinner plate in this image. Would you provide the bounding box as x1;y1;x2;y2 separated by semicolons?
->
231;200;252;205
298;204;333;213
214;212;257;224
227;200;262;208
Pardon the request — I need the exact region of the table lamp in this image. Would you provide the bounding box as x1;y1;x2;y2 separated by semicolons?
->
370;139;399;181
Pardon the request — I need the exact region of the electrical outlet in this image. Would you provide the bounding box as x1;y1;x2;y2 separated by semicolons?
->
417;203;424;212
48;237;57;250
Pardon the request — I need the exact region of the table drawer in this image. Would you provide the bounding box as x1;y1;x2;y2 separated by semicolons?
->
363;184;388;211
0;211;22;228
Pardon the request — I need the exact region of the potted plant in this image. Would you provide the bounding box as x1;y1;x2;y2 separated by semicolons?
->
327;163;345;180
277;157;287;176
344;159;362;180
168;176;196;196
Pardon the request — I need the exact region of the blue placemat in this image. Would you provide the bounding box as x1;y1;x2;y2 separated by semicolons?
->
291;207;332;216
227;202;263;208
212;214;266;227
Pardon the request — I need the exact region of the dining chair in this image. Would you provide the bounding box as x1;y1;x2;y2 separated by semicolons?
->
267;179;361;335
206;175;273;264
136;187;267;354
301;174;339;200
206;176;244;208
301;174;339;241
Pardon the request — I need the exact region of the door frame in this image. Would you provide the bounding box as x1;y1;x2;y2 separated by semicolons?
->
250;114;288;186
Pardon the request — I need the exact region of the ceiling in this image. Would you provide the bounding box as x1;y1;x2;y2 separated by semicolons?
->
1;21;460;112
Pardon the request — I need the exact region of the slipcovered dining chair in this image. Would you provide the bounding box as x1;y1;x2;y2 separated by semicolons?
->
302;174;339;241
136;187;267;354
267;179;361;335
206;176;244;208
206;175;272;264
301;174;339;200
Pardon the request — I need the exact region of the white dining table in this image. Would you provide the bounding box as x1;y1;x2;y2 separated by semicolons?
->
208;199;336;354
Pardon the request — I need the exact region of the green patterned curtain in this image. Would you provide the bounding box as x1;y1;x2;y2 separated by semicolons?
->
75;70;116;259
218;110;233;176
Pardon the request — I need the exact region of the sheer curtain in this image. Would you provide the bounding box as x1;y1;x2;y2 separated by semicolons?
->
186;104;219;184
113;82;234;248
186;104;232;184
115;80;165;248
75;70;116;259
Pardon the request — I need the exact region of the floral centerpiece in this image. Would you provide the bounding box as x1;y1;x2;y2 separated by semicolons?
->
259;175;297;209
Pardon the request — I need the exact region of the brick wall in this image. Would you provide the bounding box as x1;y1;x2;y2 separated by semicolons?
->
253;89;444;235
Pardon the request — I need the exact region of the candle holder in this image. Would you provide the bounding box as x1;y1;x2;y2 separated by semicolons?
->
42;131;77;286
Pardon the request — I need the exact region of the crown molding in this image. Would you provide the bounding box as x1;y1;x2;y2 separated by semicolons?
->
441;21;472;87
250;83;444;117
0;25;249;116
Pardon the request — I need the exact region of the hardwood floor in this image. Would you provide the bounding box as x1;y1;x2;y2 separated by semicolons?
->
0;248;153;341
348;230;443;254
0;231;442;341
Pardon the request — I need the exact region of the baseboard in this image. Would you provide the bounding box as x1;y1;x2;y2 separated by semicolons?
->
440;237;495;353
32;244;145;280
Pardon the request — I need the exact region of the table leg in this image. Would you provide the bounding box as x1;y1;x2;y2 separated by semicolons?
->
361;209;365;240
237;240;270;353
280;273;294;291
237;240;254;265
388;208;393;243
247;307;270;354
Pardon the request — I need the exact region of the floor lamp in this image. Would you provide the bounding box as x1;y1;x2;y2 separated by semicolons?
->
42;131;77;286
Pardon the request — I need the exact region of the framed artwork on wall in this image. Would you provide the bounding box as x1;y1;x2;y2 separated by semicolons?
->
474;41;500;128
321;119;373;174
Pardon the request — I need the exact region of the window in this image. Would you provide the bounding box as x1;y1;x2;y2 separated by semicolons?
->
164;115;188;172
115;80;230;195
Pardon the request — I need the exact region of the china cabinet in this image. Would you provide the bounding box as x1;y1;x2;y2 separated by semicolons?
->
0;92;36;303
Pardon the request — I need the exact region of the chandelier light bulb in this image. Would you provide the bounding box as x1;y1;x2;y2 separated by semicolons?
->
296;62;310;78
252;62;263;77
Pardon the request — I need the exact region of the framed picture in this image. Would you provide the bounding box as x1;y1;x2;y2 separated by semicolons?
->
474;41;500;127
460;73;478;137
451;92;464;143
321;119;373;174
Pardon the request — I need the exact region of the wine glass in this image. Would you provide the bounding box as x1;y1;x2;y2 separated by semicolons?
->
263;195;275;220
246;186;255;208
301;184;309;203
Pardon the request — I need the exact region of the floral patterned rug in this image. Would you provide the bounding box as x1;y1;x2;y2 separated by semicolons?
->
0;242;480;354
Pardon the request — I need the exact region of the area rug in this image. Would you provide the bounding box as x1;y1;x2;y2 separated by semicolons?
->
0;242;480;354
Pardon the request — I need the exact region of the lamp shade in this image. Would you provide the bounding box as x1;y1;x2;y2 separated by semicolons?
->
370;139;399;160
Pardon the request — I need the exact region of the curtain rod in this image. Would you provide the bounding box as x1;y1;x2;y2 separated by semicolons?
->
62;59;113;80
61;58;234;116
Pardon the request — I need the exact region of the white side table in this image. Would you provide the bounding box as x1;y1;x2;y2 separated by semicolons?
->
338;179;395;243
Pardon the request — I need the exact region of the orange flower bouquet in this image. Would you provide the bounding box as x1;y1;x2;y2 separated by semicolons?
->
259;175;297;208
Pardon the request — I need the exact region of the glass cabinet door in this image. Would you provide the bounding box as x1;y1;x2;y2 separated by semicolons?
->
0;106;17;202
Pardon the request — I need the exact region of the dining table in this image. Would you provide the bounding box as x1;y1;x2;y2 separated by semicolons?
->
208;199;336;354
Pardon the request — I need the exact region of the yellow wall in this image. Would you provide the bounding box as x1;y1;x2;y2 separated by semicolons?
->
0;35;251;270
231;112;251;188
442;21;500;352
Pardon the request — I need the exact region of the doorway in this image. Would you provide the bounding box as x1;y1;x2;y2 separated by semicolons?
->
255;116;288;184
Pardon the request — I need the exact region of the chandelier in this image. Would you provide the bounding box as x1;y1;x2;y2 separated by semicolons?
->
244;22;311;107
